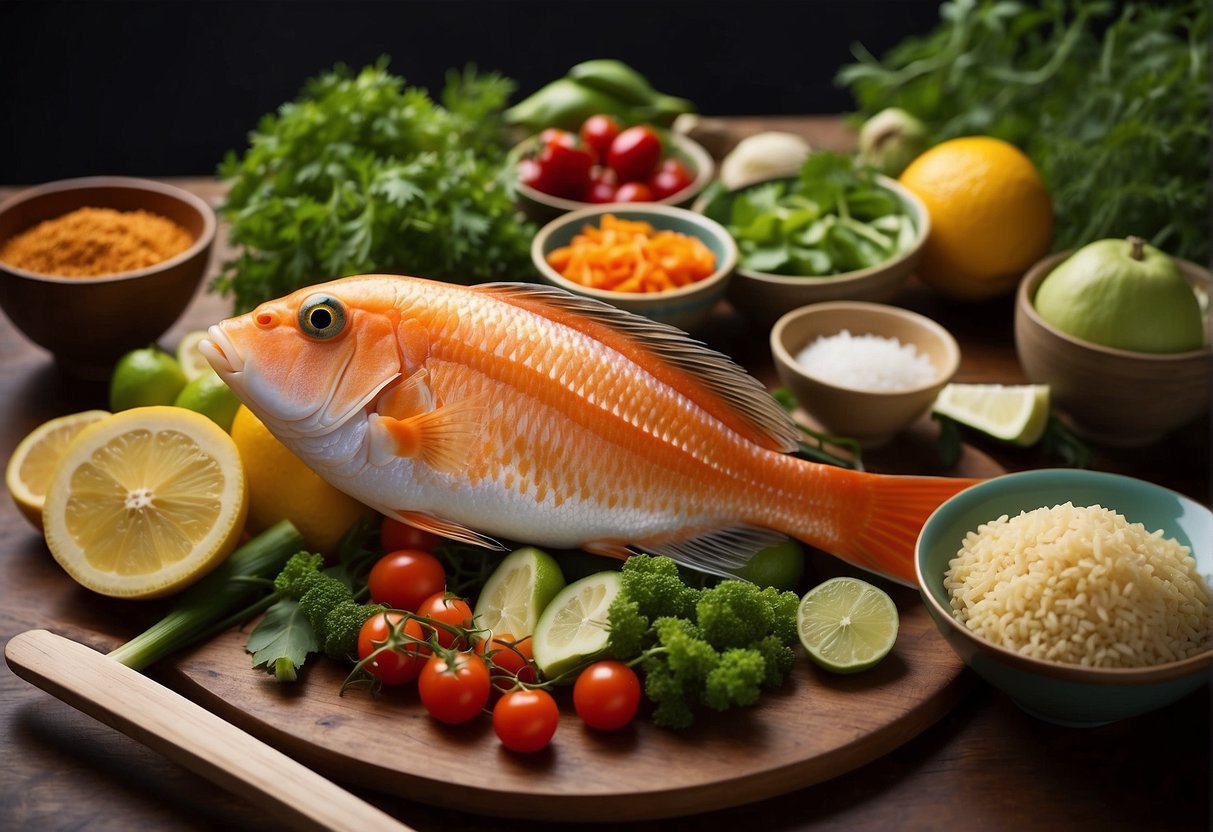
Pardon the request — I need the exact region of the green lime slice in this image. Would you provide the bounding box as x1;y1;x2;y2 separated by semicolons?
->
531;570;622;681
473;546;566;640
797;577;898;674
932;383;1050;446
176;330;215;381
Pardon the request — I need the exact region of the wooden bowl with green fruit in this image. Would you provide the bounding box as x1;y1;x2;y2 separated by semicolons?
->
1014;237;1211;447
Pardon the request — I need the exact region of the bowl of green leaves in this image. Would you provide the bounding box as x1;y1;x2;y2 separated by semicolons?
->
696;152;928;328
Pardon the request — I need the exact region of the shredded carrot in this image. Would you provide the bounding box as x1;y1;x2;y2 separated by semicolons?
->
546;214;717;294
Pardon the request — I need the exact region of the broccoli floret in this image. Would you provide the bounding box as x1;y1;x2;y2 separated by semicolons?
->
753;634;796;688
759;586;802;646
322;601;385;659
642;662;697;730
654;616;717;681
298;575;354;633
273;551;326;598
696;580;773;650
606;596;652;660
620;555;700;621
703;647;765;711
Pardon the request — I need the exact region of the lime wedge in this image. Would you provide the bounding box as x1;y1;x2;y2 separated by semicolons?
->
531;571;622;681
797;577;898;674
473;546;566;640
176;330;216;381
932;383;1050;446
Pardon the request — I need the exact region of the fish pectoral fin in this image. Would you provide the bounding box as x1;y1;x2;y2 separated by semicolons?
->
393;510;505;550
582;541;636;561
640;525;789;578
376;367;435;419
368;395;487;472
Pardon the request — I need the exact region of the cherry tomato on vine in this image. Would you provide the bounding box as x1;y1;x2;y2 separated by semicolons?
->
357;612;430;686
379;516;442;553
573;660;642;730
368;549;446;612
418;652;492;724
648;158;694;200
614;181;654;203
475;633;536;686
493;689;559;753
579;114;622;161
607;125;662;183
417;593;474;649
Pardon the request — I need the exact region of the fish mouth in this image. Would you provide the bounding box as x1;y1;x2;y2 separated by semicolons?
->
200;325;241;374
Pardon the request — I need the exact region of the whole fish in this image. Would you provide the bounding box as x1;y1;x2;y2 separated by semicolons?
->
203;274;977;586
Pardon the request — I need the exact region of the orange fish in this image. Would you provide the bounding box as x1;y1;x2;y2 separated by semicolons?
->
203;274;977;586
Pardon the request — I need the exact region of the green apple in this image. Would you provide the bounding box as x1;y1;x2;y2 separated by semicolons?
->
1033;237;1205;353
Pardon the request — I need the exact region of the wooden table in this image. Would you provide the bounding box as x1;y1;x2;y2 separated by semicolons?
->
1;118;1209;831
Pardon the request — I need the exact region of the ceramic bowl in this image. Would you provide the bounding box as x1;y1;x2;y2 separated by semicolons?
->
769;301;959;446
512;131;715;224
1014;251;1211;447
0;176;216;379
696;174;929;328
916;468;1213;727
531;203;736;333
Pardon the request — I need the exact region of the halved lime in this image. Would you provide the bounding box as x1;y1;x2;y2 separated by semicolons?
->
531;571;622;681
797;577;898;674
932;383;1050;446
473;546;566;640
176;330;215;381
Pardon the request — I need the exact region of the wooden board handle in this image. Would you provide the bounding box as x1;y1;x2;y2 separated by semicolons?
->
4;629;414;832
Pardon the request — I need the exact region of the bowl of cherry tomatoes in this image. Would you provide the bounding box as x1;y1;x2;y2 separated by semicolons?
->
512;114;715;223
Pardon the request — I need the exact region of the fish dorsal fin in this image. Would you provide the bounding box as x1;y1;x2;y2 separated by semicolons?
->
475;282;799;452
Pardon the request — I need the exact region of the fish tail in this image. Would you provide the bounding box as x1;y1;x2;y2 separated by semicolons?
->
799;469;981;587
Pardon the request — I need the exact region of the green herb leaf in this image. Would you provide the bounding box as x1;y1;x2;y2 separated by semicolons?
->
248;599;319;677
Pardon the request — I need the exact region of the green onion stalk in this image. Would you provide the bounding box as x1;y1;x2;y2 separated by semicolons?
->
108;520;306;671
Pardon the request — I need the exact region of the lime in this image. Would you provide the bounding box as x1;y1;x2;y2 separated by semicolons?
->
736;538;806;591
109;346;188;412
797;577;898;674
531;571;622;681
473;546;567;640
932;383;1050;446
176;330;215;381
174;372;241;432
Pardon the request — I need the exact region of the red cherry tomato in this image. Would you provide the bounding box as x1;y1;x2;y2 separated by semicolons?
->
614;181;654;203
579;114;622;161
586;167;619;204
573;660;642;730
475;633;536;686
607;125;663;183
418;652;492;724
379;516;442;553
539;127;578;150
357;612;430;686
368;549;446;612
493;689;559;753
649;158;695;200
417;593;474;648
534;139;594;200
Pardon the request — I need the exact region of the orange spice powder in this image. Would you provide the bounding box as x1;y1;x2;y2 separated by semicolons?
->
0;206;193;277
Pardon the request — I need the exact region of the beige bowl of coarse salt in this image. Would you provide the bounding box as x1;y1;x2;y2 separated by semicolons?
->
769;301;960;447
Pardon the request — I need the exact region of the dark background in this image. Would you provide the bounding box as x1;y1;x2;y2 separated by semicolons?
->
1;0;943;183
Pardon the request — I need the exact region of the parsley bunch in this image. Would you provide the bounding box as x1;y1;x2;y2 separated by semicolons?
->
837;0;1210;264
215;58;536;313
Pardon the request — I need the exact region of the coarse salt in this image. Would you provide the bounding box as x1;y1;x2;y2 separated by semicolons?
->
796;330;936;391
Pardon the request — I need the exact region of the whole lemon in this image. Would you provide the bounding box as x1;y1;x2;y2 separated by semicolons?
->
229;405;373;556
899;136;1053;301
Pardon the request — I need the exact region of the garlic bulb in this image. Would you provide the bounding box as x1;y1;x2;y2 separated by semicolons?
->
719;132;811;190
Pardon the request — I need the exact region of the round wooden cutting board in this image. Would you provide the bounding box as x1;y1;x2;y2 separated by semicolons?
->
168;425;1004;823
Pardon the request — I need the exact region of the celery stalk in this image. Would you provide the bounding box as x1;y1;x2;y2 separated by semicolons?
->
108;520;306;670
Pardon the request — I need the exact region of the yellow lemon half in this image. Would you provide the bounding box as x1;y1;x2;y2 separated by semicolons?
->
899;136;1053;301
42;406;249;599
229;405;372;556
6;410;112;531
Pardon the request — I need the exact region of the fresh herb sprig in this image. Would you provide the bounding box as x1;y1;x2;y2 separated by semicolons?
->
215;58;536;313
837;0;1210;263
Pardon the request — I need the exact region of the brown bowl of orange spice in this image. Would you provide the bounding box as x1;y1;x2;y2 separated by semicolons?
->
0;176;216;378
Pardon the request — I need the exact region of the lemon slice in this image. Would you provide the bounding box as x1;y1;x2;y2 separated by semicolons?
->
797;577;898;674
474;546;567;639
5;410;111;531
43;406;249;599
932;383;1050;446
176;330;216;381
531;571;622;680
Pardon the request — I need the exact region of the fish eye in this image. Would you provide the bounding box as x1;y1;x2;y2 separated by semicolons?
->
298;294;346;340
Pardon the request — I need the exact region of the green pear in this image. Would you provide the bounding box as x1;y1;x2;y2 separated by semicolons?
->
1033;237;1205;353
